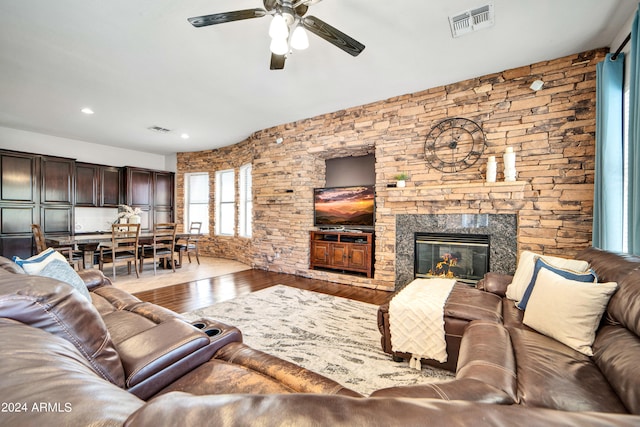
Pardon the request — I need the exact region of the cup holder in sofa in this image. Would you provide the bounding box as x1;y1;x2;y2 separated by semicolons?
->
191;322;223;337
188;318;242;351
205;328;222;337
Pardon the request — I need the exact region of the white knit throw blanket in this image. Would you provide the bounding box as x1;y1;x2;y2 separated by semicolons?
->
389;278;456;369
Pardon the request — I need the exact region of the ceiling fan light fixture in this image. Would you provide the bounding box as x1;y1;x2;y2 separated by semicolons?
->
270;37;289;55
291;26;309;50
269;14;289;39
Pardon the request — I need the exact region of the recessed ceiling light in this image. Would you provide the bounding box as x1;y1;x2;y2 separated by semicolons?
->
181;133;190;139
81;107;94;115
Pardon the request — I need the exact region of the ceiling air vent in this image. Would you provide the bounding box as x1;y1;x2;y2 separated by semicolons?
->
449;3;494;38
148;126;172;133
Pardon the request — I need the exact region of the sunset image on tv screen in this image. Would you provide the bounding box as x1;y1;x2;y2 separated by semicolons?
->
314;186;374;226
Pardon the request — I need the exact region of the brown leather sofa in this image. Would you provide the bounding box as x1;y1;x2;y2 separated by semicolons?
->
375;247;640;415
1;252;639;426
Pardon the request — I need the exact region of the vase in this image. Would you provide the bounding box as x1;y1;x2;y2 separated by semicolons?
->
128;215;141;224
397;180;406;188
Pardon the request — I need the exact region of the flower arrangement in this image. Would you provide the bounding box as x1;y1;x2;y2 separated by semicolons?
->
117;204;142;219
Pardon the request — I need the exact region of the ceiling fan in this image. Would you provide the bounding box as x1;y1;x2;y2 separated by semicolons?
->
188;0;365;70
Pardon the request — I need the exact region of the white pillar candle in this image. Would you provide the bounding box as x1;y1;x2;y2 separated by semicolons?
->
503;147;517;182
486;156;497;183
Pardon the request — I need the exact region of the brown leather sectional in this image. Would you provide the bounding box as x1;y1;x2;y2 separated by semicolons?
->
376;247;640;414
1;250;639;426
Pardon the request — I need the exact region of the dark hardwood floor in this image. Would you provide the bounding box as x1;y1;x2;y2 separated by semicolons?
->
133;269;394;313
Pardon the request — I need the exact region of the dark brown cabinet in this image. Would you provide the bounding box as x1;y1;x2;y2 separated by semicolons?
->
1;152;37;202
76;163;99;206
0;151;38;258
40;156;74;237
310;230;373;277
101;167;121;207
0;149;174;259
41;156;74;205
124;167;174;232
76;163;121;207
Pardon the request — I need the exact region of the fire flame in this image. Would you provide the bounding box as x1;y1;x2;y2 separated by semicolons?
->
428;253;459;279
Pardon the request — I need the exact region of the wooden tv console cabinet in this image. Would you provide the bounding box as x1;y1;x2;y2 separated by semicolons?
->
309;230;374;278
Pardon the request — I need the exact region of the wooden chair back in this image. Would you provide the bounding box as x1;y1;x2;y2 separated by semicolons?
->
153;223;178;254
99;223;140;279
141;223;177;274
31;224;47;253
110;223;141;255
186;221;202;264
31;224;83;270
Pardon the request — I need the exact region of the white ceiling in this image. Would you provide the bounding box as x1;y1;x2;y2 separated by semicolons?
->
0;0;635;155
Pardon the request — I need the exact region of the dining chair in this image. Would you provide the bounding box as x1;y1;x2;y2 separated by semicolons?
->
99;223;140;280
140;223;177;275
31;224;84;270
175;222;202;266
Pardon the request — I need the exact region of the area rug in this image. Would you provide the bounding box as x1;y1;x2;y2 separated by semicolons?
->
183;285;455;396
106;257;250;294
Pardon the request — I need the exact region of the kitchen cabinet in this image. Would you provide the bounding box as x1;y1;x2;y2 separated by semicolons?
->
41;156;74;205
1;151;37;202
76;163;121;207
124;167;174;231
101;166;121;207
0;151;38;258
40;156;74;237
75;163;98;206
0;149;175;258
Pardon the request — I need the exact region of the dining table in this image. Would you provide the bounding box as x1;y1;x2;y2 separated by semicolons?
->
48;232;196;269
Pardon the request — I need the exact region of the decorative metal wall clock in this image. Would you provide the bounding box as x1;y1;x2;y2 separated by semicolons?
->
424;117;486;173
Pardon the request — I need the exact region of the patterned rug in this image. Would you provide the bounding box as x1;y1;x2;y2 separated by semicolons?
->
183;285;455;396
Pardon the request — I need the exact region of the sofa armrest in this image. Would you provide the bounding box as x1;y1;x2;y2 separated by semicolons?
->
370;377;512;404
456;320;517;403
214;342;361;397
117;319;214;399
476;272;513;297
78;269;112;291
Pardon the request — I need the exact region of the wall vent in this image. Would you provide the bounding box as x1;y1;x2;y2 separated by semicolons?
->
148;126;172;133
449;3;494;38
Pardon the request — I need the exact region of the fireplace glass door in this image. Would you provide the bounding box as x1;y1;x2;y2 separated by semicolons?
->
415;233;489;284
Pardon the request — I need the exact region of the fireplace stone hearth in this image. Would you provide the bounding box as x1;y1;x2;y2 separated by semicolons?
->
395;214;517;288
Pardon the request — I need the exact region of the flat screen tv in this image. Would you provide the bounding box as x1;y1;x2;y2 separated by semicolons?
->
313;185;375;229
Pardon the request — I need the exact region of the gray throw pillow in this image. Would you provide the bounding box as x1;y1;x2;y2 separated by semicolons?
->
35;259;91;301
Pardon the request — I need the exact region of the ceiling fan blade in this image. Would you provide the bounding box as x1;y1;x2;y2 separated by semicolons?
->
188;9;267;28
301;16;365;57
270;53;286;70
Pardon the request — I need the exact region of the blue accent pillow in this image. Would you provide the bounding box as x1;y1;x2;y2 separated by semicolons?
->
13;247;65;274
517;257;597;310
13;249;91;302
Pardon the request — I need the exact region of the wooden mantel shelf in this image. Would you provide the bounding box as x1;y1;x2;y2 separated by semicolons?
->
385;180;528;202
255;192;295;204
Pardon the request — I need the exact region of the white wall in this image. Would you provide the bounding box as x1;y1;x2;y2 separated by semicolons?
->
0;126;176;172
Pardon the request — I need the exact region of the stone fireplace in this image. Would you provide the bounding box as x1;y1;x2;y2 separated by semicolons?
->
415;232;490;284
396;214;517;288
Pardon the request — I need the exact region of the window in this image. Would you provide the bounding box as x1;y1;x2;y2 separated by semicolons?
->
184;172;209;234
239;163;252;237
623;80;630;252
215;169;235;235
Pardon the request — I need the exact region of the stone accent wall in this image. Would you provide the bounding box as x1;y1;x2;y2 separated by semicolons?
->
177;48;606;291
